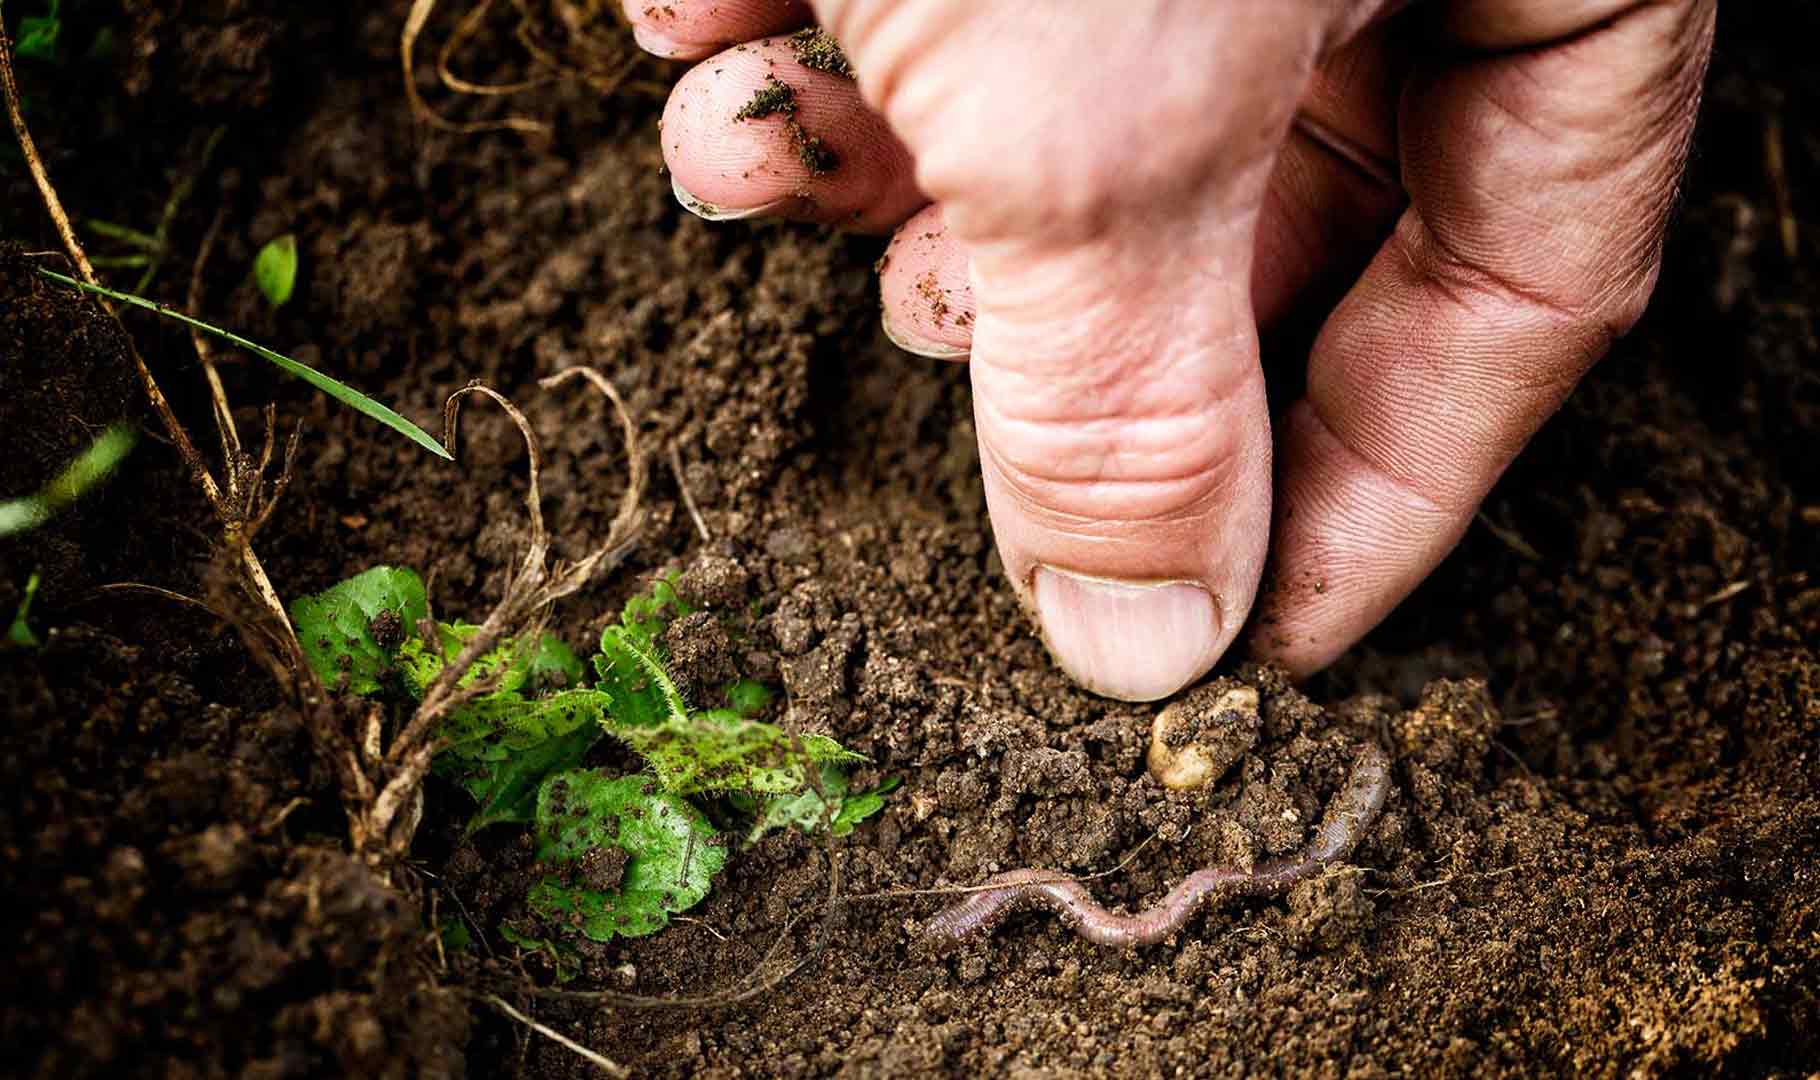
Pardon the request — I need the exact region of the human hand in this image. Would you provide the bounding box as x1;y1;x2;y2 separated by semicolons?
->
627;0;1716;700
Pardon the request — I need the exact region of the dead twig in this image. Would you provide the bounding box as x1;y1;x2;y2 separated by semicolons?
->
670;443;711;541
403;0;552;135
3;10;302;676
351;369;646;857
482;995;628;1077
438;0;551;96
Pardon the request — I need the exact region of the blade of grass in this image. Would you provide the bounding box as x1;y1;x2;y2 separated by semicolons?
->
35;267;453;461
0;423;137;536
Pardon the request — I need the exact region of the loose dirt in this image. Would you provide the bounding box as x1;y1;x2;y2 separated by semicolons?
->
2;2;1814;1076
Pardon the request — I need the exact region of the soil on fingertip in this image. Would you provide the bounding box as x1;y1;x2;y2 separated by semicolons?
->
736;74;838;176
3;2;1816;1078
788;28;854;81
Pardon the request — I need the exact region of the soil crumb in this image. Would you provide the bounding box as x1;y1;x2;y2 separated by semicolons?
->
735;75;839;175
734;74;797;121
789;27;855;79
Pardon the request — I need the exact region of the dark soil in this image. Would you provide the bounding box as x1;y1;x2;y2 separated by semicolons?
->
3;2;1816;1077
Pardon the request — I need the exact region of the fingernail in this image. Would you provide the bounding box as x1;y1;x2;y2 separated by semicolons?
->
1032;567;1221;702
672;177;789;222
632;23;693;59
881;306;970;360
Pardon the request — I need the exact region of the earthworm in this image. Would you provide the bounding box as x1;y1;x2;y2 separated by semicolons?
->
919;741;1392;949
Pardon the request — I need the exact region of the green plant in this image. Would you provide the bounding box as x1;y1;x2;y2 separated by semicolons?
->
13;0;57;61
289;569;894;947
5;570;42;649
0;423;135;536
35;268;450;460
252;233;297;308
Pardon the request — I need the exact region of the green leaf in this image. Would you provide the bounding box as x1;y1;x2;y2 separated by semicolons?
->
0;424;137;537
724;678;773;717
16;0;60;61
252;233;298;307
593;621;689;731
439;916;472;954
497;924;581;982
528;771;724;941
289;566;428;694
435;688;613;832
401;624;580;699
527;633;584;689
5;571;43;650
743;768;898;845
35;268;452;461
833;775;900;833
589;578;861;795
615;707;861;795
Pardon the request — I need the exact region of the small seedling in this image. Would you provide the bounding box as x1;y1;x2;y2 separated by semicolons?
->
288;568;893;947
5;570;42;649
251;233;298;308
734;767;898;846
87;126;226;291
14;0;58;61
0;423;136;536
35;268;450;459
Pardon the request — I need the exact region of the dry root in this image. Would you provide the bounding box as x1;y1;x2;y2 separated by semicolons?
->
344;367;646;860
402;0;648;136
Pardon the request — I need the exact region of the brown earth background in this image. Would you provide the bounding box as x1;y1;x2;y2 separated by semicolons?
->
1;1;1816;1076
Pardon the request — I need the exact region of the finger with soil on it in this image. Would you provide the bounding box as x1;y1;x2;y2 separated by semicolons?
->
661;35;921;230
917;741;1393;950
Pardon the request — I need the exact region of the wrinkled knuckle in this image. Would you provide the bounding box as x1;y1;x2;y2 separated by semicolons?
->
982;410;1241;528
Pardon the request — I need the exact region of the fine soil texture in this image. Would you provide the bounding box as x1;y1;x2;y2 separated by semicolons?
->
3;2;1816;1077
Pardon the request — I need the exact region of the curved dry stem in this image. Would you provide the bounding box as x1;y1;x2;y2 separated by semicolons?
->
403;0;552;136
537;365;646;578
439;0;552;96
483;995;628;1076
442;381;549;562
509;0;642;96
369;373;646;856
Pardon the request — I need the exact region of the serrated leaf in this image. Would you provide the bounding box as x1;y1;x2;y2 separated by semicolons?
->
402;624;582;700
252;233;298;307
590;582;860;795
592;622;688;731
616;708;861;795
435;689;612;833
289;566;427;694
528;771;724;942
743;768;898;845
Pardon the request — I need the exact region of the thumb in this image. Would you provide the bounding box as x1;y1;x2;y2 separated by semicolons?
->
818;0;1353;699
966;219;1276;701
